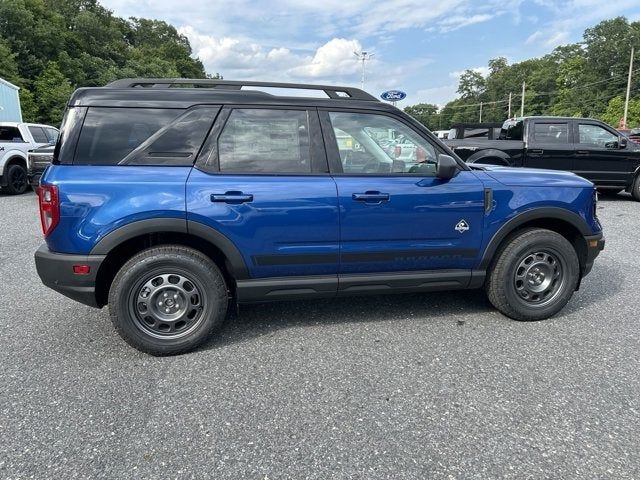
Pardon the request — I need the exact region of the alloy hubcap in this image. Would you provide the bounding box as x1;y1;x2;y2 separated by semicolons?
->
10;168;26;191
514;251;564;305
132;273;204;338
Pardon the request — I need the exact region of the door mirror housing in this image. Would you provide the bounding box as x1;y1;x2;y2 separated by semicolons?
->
436;154;459;180
619;136;628;149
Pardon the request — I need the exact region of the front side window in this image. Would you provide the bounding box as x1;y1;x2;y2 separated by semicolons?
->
29;126;49;143
218;109;311;173
578;124;618;148
328;111;437;175
44;128;59;143
75;108;183;165
532;123;568;144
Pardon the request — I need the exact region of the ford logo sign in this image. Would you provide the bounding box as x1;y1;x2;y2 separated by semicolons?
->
380;90;406;101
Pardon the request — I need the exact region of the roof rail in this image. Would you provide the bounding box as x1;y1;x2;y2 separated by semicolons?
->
105;78;379;101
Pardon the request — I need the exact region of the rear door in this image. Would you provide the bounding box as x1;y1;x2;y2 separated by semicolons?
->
525;120;573;171
320;109;485;283
573;121;630;186
187;106;340;282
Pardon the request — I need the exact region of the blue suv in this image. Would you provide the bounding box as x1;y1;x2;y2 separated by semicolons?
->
35;79;605;355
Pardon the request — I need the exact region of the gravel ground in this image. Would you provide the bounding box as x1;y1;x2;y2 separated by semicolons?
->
0;190;638;479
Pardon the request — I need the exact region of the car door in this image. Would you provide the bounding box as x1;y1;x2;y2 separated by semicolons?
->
525;120;573;171
573;121;629;186
187;106;340;285
320;109;485;290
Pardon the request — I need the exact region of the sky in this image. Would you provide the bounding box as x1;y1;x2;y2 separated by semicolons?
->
100;0;640;108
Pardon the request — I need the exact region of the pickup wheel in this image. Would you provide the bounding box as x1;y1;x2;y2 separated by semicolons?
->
485;228;579;321
108;245;228;355
632;175;640;202
3;163;28;195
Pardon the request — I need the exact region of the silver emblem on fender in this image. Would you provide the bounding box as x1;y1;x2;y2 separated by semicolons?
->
455;220;469;233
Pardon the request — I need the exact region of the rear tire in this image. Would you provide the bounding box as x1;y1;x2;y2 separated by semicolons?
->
108;245;228;355
632;175;640;202
3;163;28;195
485;228;579;321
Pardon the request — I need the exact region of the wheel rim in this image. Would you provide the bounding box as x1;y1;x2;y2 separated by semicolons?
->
513;250;565;307
10;167;27;192
129;272;206;339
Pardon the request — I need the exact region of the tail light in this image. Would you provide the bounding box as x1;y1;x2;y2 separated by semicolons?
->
416;147;426;162
394;146;401;158
37;185;60;237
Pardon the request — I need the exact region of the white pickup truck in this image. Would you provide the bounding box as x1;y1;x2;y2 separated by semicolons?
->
0;122;59;194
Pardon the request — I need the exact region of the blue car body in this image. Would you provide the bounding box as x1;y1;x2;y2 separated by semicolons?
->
35;80;603;310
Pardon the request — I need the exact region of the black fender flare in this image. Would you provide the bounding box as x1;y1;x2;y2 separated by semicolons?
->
466;149;511;165
90;218;249;279
478;207;592;270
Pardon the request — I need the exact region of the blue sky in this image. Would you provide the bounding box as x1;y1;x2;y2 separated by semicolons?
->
101;0;640;107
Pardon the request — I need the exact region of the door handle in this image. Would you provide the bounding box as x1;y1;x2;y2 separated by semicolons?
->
352;191;390;202
529;149;544;156
576;150;590;156
210;191;254;204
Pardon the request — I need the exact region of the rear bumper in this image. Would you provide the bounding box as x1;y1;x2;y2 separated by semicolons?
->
34;244;105;308
583;233;605;277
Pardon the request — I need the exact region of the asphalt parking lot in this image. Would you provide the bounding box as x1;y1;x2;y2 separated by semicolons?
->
1;191;639;479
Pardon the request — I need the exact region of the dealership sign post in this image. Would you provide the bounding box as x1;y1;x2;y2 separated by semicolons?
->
380;90;407;106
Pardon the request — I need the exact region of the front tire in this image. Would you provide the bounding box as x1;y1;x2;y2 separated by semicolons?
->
108;245;228;355
485;228;579;321
632;175;640;202
3;163;28;195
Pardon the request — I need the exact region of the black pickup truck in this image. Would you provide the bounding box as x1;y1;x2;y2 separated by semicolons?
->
445;116;640;200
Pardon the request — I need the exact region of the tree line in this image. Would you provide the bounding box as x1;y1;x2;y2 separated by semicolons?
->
0;0;213;125
405;17;640;131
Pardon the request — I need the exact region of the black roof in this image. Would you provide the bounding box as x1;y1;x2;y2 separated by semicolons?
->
68;78;388;110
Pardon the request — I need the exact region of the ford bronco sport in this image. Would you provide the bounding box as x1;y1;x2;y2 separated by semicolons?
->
34;79;604;355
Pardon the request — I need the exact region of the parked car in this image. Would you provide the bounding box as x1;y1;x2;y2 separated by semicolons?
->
447;123;503;140
35;79;604;355
0;122;59;194
27;144;55;187
432;129;450;139
445;116;640;200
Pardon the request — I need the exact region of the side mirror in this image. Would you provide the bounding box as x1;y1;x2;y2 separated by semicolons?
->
620;136;628;149
436;154;459;180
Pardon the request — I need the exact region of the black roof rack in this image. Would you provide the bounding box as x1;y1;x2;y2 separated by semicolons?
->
106;78;378;101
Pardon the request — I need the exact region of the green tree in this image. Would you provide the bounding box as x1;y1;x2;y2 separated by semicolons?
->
404;103;439;129
33;62;73;125
601;96;640;128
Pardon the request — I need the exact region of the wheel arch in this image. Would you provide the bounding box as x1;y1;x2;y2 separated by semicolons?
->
479;208;592;276
465;149;511;166
91;219;248;307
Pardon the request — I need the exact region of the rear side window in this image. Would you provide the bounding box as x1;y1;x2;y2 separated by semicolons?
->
0;127;24;142
218;109;311;173
29;126;49;143
75;108;183;165
532;123;568;144
500;120;523;140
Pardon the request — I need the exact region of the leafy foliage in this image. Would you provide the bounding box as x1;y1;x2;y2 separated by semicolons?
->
406;17;640;129
0;0;207;125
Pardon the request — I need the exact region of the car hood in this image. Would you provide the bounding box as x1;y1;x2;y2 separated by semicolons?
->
476;165;594;188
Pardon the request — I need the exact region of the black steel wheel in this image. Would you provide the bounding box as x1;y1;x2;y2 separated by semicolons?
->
486;228;580;321
109;245;228;355
4;164;28;195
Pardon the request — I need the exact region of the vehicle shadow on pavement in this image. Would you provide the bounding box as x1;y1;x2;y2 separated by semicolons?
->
201;260;622;351
201;289;496;350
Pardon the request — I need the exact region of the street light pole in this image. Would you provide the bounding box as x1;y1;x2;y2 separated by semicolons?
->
354;51;374;90
623;46;634;129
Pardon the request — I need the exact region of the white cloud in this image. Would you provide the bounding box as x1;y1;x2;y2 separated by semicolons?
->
438;14;496;32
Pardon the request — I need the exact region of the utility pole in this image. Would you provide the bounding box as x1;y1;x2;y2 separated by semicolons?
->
520;81;526;117
624;46;634;129
508;92;512;118
354;51;374;90
479;102;483;122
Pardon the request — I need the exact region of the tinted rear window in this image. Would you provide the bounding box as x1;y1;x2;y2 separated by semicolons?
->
0;127;24;142
533;123;568;144
75;108;183;165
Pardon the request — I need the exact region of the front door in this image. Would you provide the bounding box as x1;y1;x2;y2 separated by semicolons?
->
321;110;485;281
187;107;340;280
573;121;630;187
